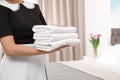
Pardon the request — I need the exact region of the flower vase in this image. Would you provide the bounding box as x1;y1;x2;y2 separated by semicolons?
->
93;48;97;58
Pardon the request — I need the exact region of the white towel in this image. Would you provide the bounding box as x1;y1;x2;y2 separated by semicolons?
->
33;33;78;42
32;25;76;33
34;39;80;51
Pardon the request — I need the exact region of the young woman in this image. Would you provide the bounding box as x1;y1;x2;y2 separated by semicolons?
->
0;0;68;80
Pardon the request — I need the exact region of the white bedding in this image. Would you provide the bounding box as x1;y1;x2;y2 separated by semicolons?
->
97;45;120;67
60;60;120;80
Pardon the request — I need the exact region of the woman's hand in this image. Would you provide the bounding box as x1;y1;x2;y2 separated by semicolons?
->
0;35;69;56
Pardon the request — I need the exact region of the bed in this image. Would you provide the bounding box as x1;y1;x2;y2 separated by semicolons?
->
46;62;103;80
46;28;120;80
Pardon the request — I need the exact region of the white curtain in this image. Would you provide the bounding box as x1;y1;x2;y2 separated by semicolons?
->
38;0;85;62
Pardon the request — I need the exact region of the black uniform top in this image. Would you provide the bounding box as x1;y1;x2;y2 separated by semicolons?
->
0;1;47;44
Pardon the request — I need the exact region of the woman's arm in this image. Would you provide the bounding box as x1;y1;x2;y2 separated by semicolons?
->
0;36;68;56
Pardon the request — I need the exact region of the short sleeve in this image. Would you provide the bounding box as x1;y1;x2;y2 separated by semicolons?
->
0;5;12;38
36;4;47;25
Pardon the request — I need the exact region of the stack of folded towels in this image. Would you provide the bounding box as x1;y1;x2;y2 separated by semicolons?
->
32;25;80;51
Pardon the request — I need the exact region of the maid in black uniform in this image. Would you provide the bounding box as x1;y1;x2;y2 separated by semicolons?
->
0;0;67;80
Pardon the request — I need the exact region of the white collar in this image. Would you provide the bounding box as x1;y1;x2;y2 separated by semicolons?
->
0;0;35;11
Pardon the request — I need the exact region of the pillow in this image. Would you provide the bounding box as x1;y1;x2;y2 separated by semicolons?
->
114;43;120;47
97;46;120;67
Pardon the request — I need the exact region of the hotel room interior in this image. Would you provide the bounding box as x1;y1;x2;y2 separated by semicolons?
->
0;0;120;80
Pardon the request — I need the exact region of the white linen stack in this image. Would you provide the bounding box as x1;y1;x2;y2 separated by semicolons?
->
32;25;80;51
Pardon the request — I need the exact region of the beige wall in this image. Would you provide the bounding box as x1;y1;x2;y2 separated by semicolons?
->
85;0;111;56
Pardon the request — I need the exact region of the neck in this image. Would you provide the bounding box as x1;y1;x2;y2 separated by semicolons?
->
6;0;24;4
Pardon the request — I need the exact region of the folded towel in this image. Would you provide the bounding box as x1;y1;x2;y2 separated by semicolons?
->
33;33;78;42
34;39;80;51
32;25;76;33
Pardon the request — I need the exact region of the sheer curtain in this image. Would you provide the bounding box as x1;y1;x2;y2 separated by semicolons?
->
38;0;85;62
